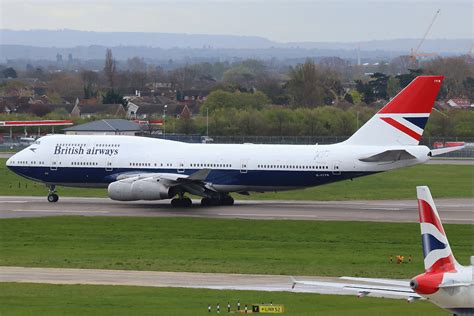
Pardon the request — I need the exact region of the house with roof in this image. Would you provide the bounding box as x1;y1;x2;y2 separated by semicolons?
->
63;119;141;135
176;89;210;102
70;103;127;118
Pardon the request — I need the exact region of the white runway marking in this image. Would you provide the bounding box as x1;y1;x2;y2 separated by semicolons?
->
11;209;110;214
2;201;29;203
220;213;320;218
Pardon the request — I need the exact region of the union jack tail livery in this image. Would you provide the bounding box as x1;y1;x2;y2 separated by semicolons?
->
411;186;473;314
345;76;443;146
416;186;457;273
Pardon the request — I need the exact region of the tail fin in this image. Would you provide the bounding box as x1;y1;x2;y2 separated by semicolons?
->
416;186;457;273
345;76;444;146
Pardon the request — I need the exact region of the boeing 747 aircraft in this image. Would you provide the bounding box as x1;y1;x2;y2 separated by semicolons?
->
6;76;462;206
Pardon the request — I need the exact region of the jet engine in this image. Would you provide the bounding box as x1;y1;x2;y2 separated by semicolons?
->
108;177;174;201
410;273;441;295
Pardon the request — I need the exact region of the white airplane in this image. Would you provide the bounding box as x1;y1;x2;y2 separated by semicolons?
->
292;186;474;315
6;76;462;206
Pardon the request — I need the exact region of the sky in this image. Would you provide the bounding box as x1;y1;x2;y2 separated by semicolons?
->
1;0;472;42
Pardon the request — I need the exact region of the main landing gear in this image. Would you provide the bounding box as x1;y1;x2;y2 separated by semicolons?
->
47;185;59;203
171;192;192;207
169;194;235;207
171;197;192;207
200;195;234;207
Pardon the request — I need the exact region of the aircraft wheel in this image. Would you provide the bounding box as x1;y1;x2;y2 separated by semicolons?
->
222;196;234;206
182;197;192;207
171;198;192;207
47;194;59;203
201;197;212;207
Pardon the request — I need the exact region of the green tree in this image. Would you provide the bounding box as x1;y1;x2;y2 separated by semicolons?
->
104;48;117;90
424;57;474;99
462;77;474;102
102;90;127;105
396;69;423;88
175;116;196;135
387;76;401;98
2;67;17;78
287;59;325;107
81;70;99;99
201;90;270;113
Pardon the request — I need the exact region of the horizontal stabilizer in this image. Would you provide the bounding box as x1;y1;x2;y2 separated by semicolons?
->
359;149;416;162
430;145;465;157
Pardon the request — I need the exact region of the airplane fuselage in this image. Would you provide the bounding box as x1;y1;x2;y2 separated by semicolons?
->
424;266;474;315
7;134;430;193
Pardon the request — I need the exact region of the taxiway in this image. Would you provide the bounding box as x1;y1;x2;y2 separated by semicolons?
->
0;196;472;224
0;266;409;299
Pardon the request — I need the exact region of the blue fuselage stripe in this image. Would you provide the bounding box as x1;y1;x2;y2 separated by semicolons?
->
7;166;373;189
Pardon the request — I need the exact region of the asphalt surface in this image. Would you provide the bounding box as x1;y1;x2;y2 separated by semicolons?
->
0;266;410;299
0;196;472;224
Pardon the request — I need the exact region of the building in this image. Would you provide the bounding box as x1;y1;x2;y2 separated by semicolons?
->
70;103;127;118
63;119;141;136
447;98;473;109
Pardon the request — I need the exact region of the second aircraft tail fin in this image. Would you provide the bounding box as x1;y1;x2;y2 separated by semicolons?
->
416;186;457;273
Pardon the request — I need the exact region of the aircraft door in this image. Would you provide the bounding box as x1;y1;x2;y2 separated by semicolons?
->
332;160;341;175
105;159;113;172
50;160;58;171
240;159;248;174
177;159;185;173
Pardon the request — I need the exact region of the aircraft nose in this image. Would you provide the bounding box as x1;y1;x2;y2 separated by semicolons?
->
6;156;13;169
6;153;18;170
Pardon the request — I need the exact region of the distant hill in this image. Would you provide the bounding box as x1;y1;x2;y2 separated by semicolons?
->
0;44;406;63
0;29;274;49
0;29;471;63
1;29;471;53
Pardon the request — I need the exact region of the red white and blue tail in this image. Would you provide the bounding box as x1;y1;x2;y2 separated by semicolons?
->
416;186;457;273
345;76;444;146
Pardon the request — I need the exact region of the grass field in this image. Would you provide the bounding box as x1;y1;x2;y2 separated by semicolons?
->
1;158;473;200
0;217;471;278
0;283;448;315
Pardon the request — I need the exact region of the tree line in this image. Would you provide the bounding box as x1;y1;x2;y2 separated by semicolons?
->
1;50;474;137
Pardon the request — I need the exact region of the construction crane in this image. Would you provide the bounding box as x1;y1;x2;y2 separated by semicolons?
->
410;9;441;64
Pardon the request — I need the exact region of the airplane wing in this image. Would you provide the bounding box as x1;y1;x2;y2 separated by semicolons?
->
115;169;211;182
112;169;215;197
291;277;422;301
359;149;416;162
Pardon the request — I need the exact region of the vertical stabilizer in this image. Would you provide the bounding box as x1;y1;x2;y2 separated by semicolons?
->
416;186;457;273
345;76;443;146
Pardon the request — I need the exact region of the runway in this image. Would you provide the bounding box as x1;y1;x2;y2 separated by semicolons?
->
0;266;409;299
0;196;472;224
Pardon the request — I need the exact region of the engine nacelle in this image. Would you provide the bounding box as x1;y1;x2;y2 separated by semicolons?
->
108;178;174;201
410;272;442;295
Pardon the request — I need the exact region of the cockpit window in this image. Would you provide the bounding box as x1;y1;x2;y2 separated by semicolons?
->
33;140;41;145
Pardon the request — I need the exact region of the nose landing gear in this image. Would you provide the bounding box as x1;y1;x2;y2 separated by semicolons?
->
47;185;59;203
